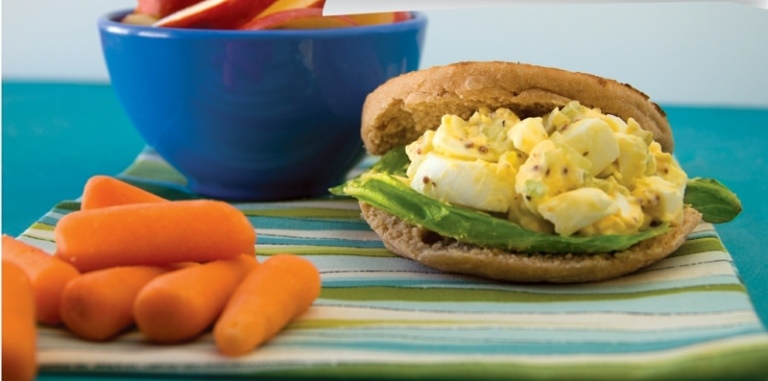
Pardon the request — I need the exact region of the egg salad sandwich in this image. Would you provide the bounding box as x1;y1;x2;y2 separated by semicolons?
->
331;61;742;283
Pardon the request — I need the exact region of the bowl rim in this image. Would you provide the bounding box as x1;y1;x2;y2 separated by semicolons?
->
99;9;427;38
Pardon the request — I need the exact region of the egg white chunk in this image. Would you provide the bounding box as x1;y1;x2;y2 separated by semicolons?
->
538;187;619;236
632;176;685;226
410;153;515;213
508;117;548;155
557;118;620;174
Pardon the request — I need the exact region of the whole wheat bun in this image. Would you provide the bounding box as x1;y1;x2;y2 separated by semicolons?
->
362;61;673;155
356;61;700;283
361;203;702;283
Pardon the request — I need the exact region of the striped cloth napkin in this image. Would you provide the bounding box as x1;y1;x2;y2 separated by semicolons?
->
21;147;768;380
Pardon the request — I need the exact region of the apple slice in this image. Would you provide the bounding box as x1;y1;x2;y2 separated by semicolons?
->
256;0;324;19
240;7;357;30
154;0;278;29
281;14;357;29
122;12;160;25
136;0;204;18
346;12;395;26
393;11;411;22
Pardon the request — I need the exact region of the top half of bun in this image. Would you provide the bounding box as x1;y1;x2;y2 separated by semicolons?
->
361;61;673;155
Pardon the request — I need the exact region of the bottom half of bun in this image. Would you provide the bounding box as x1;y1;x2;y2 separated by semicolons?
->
360;203;703;283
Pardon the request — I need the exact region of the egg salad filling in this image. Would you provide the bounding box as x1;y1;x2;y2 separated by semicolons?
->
331;101;740;254
403;101;687;237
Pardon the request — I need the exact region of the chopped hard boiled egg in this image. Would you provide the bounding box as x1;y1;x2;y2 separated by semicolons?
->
431;107;517;162
631;176;685;226
649;141;688;188
508;117;548;154
515;139;591;216
553;117;619;174
612;133;652;181
538;188;619;236
404;101;688;237
409;152;516;213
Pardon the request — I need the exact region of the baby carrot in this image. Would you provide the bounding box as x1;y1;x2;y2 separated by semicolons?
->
80;175;168;210
59;265;172;341
2;235;81;325
214;254;321;356
2;261;38;381
54;199;256;272
133;254;258;344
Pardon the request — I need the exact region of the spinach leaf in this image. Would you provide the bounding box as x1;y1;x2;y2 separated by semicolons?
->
684;178;742;223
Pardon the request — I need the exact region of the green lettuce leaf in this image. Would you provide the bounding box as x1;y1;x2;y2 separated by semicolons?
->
684;177;742;223
330;146;741;254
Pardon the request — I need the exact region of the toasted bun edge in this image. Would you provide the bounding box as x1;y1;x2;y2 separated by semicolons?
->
361;61;672;155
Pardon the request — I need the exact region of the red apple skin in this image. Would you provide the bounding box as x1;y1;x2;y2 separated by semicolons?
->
239;7;357;30
137;0;204;18
155;0;279;29
393;11;411;22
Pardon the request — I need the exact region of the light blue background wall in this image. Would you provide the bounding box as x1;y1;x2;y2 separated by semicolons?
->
3;1;767;107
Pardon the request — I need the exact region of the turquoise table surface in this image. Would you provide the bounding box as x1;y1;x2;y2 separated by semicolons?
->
3;82;767;380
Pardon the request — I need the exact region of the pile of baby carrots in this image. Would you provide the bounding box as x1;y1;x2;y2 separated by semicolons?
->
2;176;322;380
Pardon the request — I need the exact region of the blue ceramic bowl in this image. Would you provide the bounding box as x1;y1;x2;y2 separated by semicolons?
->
98;10;426;201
